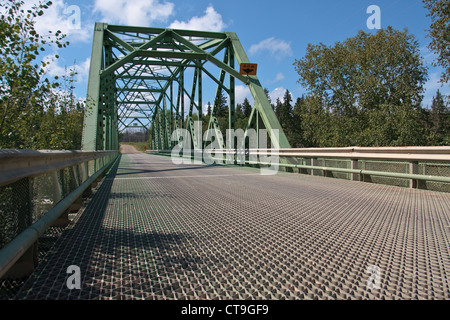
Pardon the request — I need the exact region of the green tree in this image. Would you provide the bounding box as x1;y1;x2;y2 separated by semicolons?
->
297;95;331;147
277;90;295;144
235;102;243;118
234;102;249;131
291;95;305;147
241;97;252;118
38;69;85;150
214;90;228;118
213;89;229;133
274;97;282;123
0;0;69;149
423;0;450;83
293;27;428;147
206;101;212;116
429;90;450;145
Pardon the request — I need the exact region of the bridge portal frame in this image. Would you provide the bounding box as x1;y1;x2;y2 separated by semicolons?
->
81;23;291;151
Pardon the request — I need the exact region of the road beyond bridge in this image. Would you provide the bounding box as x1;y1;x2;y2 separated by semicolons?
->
14;153;450;300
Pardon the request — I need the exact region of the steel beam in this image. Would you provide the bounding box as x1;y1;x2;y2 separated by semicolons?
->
82;23;291;152
82;23;107;150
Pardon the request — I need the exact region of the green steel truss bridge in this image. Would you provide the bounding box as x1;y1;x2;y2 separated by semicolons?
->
0;24;450;301
81;23;290;152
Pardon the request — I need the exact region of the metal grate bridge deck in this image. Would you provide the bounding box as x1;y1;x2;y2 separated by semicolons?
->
15;153;450;300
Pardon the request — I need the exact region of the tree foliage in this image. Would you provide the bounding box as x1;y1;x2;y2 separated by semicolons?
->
0;0;84;150
146;26;447;149
292;27;433;147
423;0;450;84
425;89;450;145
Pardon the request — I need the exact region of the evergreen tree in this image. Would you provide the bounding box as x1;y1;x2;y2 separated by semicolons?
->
291;95;305;147
430;90;450;145
214;90;228;118
235;103;243;119
234;102;248;130
242;98;252;118
213;90;228;133
264;88;275;110
207;101;212;116
274;90;293;143
274;98;282;121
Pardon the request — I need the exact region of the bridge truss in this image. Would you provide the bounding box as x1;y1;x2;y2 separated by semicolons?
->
81;23;290;152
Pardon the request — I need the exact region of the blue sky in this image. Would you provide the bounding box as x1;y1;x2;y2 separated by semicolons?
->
23;0;448;109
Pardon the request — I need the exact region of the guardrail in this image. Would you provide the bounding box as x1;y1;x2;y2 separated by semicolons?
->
153;146;450;192
0;150;119;280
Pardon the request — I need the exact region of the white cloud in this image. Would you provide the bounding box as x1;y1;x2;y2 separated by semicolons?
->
169;6;226;32
419;45;450;108
42;54;65;78
270;72;285;84
94;0;174;26
183;94;204;115
23;0;90;43
235;85;253;105
74;58;91;83
420;45;438;67
42;55;91;83
269;87;293;104
249;37;293;59
423;72;450;108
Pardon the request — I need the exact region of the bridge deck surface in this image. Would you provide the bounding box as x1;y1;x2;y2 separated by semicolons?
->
16;153;450;300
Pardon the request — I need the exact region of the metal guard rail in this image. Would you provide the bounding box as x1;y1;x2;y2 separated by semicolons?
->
0;150;119;279
154;146;450;185
0;149;118;187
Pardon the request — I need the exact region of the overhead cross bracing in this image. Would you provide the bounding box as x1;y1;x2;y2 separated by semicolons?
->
81;23;290;152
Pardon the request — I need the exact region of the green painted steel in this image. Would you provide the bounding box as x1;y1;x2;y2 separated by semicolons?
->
81;23;291;151
82;23;106;151
0;153;118;279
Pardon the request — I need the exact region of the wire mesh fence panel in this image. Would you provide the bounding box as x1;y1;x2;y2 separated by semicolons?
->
0;178;32;250
363;160;409;173
275;157;449;192
0;178;33;300
32;174;58;224
0;152;118;299
420;162;450;193
323;158;351;180
360;160;410;188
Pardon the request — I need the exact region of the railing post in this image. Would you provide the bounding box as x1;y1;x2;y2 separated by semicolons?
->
18;178;33;236
351;159;359;181
51;171;62;203
360;160;372;183
311;157;318;176
409;161;419;189
299;158;308;175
